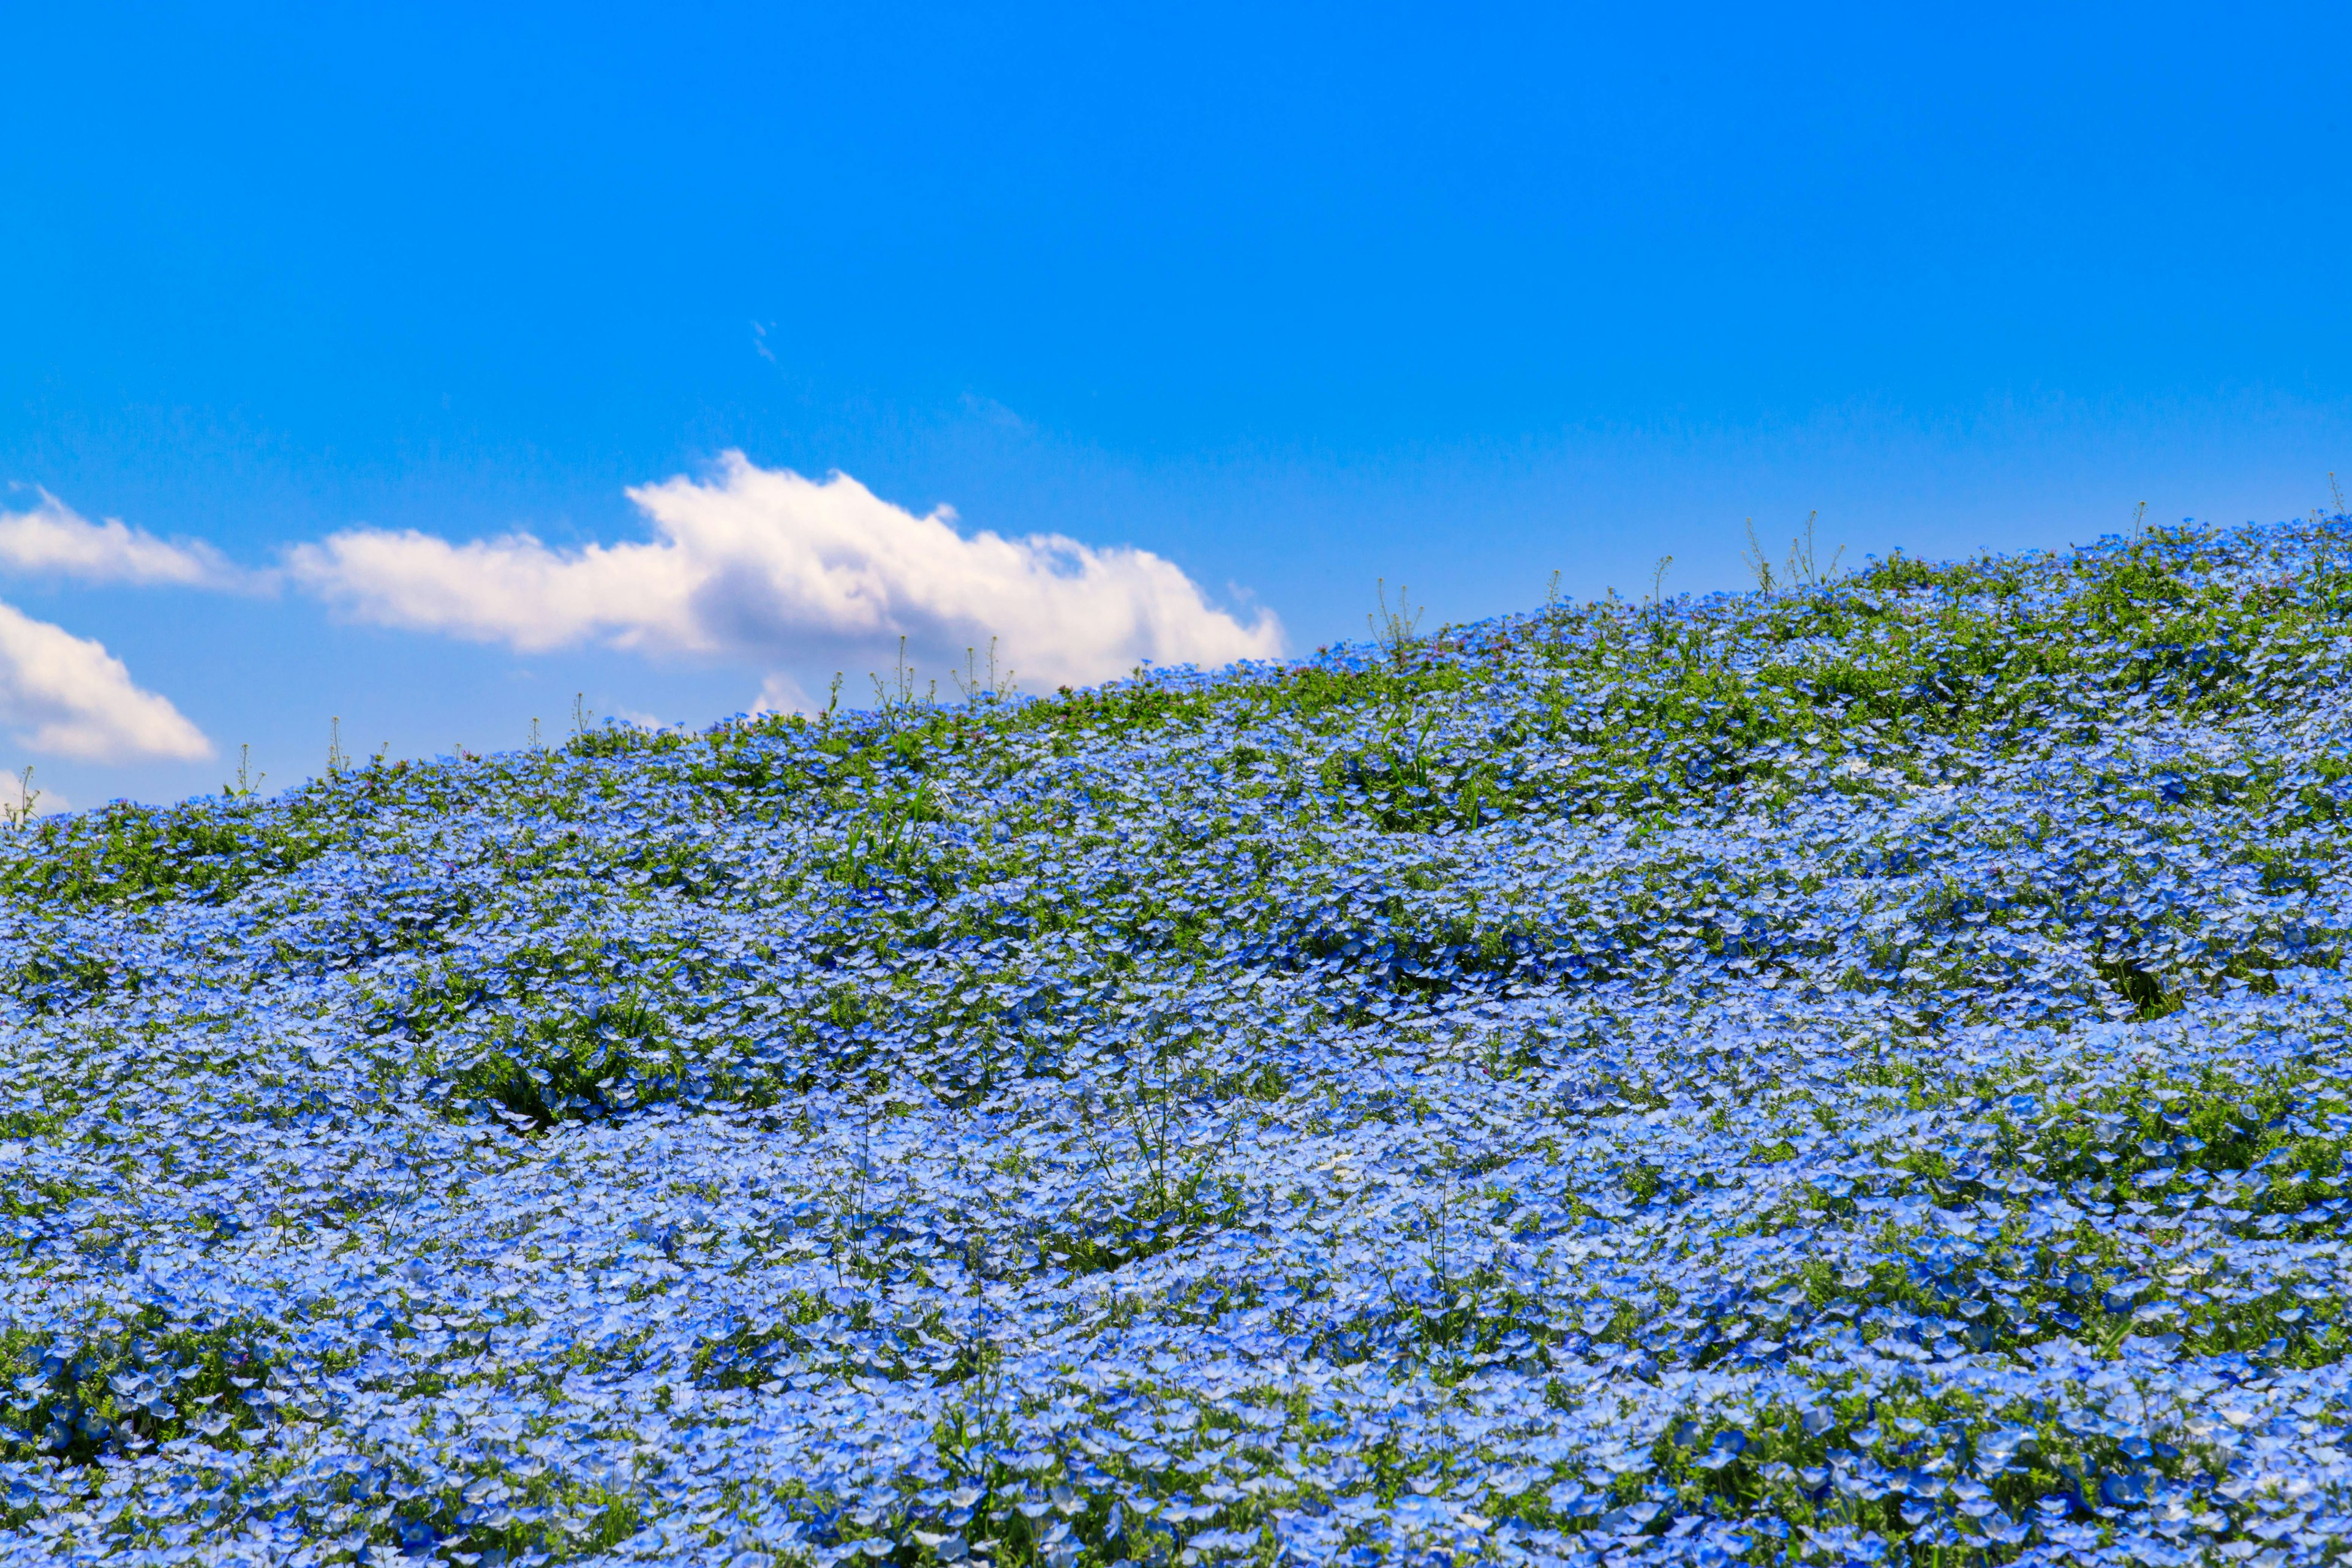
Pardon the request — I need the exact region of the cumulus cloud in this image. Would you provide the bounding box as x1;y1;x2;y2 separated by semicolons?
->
4;774;64;818
284;453;1283;690
0;490;252;590
0;598;212;761
750;673;814;716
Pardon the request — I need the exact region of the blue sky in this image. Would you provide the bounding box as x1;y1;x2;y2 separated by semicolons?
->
2;1;2348;810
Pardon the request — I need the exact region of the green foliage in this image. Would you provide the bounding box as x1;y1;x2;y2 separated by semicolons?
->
438;992;693;1129
0;797;342;911
1;1316;277;1463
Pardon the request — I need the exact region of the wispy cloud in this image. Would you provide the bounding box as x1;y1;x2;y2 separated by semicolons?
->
284;453;1283;692
0;490;258;590
0;598;211;761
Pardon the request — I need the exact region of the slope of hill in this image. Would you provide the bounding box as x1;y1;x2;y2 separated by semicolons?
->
5;518;2352;1567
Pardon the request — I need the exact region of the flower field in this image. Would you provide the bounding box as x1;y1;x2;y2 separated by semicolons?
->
7;517;2352;1567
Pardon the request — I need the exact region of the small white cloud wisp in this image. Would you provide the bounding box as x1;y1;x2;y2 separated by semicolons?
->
0;490;252;590
284;453;1284;692
0;598;212;761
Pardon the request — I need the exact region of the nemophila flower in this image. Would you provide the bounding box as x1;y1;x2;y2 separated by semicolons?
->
6;519;2352;1564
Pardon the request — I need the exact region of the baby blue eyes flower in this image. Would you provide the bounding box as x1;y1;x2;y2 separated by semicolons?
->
1692;1430;1748;1471
6;518;2352;1561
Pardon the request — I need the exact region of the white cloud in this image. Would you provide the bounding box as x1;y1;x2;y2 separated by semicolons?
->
749;672;813;716
0;598;212;761
284;453;1284;690
2;769;65;818
0;490;253;590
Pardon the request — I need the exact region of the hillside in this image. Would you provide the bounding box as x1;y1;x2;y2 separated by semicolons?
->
4;518;2352;1567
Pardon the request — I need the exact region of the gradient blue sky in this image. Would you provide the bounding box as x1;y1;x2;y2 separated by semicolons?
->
4;1;2349;809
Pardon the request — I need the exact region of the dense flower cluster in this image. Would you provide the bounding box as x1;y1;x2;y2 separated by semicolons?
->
5;518;2352;1567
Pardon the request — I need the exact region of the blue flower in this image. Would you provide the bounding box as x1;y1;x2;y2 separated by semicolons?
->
7;518;2352;1561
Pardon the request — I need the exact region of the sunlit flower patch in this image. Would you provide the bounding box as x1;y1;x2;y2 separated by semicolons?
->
6;516;2352;1566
